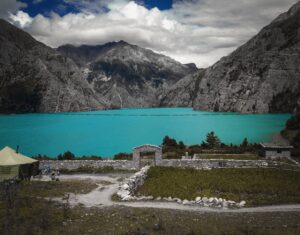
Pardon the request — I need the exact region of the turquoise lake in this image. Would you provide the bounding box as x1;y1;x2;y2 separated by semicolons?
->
0;108;291;158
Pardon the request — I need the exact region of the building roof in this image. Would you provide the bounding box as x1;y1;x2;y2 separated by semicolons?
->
260;143;293;149
0;146;37;166
133;144;162;150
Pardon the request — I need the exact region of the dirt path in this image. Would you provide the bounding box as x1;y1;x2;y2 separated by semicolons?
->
58;173;129;207
56;173;300;213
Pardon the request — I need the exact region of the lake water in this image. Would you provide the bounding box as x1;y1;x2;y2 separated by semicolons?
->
0;108;291;158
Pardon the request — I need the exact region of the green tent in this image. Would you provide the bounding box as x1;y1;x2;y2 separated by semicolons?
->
0;146;39;182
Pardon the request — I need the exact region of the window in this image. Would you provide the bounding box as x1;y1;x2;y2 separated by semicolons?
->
277;149;282;154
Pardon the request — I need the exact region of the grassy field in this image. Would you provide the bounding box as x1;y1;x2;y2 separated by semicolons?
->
136;167;300;206
195;154;261;160
19;180;98;198
1;179;300;234
1;200;300;235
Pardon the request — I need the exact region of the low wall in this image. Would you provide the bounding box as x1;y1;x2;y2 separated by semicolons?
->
159;159;269;169
265;150;291;159
39;160;136;170
39;159;269;171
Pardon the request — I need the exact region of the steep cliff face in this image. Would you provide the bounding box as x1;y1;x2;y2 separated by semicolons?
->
58;42;197;108
0;19;109;113
165;1;300;113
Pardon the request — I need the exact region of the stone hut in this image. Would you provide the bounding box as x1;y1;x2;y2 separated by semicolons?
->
260;143;293;159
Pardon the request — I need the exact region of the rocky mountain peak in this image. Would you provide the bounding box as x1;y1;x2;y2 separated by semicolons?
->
163;1;300;113
0;19;109;113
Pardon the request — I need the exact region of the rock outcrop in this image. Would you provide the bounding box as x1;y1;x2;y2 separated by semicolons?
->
0;19;109;113
163;1;300;113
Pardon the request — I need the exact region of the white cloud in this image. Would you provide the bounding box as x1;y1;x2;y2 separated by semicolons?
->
6;0;299;67
9;11;32;27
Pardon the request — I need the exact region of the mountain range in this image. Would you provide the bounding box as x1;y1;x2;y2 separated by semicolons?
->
0;1;300;114
163;1;300;113
57;42;197;109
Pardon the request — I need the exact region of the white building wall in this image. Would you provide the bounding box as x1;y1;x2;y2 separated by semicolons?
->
265;150;291;159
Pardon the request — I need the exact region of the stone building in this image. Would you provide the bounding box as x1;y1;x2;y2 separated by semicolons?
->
133;144;162;169
260;143;293;159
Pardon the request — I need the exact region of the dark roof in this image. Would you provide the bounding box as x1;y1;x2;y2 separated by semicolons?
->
260;143;293;149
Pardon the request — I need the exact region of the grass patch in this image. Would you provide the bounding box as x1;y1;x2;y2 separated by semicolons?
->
136;167;300;206
19;180;98;198
196;154;261;160
111;193;121;202
1;202;300;235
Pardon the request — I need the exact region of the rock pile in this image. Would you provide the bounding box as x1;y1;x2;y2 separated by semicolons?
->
117;166;150;201
154;196;246;208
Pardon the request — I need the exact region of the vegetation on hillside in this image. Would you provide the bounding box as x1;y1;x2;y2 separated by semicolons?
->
136;167;300;206
282;113;300;158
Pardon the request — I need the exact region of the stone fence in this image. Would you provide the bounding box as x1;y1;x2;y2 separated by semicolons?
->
39;159;269;171
39;160;136;170
159;159;269;169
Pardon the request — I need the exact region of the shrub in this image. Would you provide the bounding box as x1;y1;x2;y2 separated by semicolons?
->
113;153;132;160
286;114;300;130
57;151;75;160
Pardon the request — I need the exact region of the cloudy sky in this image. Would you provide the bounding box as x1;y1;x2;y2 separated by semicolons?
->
1;0;298;67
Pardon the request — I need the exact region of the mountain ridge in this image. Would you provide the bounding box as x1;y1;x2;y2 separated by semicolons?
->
1;1;300;114
0;18;110;113
162;1;300;113
57;40;197;109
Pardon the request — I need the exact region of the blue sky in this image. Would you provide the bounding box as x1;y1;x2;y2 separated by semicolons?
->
20;0;80;17
20;0;173;17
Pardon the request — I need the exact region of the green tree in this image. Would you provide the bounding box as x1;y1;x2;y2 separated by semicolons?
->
286;114;300;130
58;151;75;160
178;141;186;149
162;136;178;147
205;132;221;149
241;138;249;148
292;132;300;148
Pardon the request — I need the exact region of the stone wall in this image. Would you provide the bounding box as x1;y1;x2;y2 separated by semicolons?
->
158;159;269;169
39;159;269;171
265;150;291;159
117;166;151;201
39;160;136;170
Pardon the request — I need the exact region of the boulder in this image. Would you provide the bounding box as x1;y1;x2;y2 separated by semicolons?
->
182;199;190;205
195;197;202;202
202;197;208;203
121;183;129;190
222;200;229;208
239;201;246;207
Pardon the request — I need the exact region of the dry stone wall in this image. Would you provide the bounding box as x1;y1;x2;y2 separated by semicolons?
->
39;159;269;171
159;159;269;169
39;160;136;170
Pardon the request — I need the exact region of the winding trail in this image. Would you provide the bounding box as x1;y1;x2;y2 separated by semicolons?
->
57;174;300;213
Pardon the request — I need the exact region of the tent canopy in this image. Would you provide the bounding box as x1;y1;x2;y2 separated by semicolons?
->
0;146;37;166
